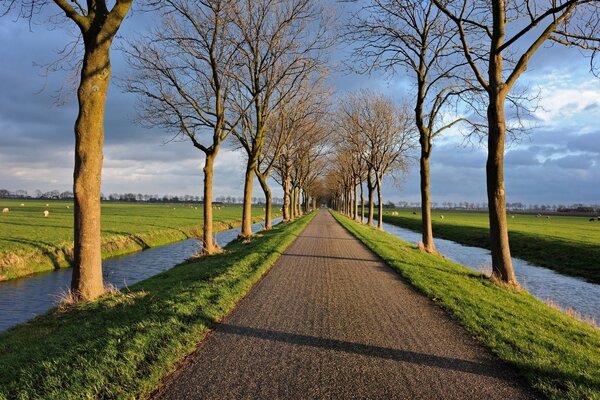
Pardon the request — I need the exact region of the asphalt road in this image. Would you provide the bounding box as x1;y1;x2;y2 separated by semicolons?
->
155;210;536;400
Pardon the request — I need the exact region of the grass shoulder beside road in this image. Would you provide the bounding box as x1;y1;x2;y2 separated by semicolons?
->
0;212;314;400
333;211;600;400
381;210;600;283
0;200;274;281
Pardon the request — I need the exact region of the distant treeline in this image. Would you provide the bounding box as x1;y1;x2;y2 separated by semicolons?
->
0;189;284;206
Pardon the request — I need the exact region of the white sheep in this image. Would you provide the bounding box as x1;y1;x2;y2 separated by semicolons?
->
2;208;8;213
45;203;49;207
440;215;444;220
20;203;25;207
43;210;49;217
66;205;70;209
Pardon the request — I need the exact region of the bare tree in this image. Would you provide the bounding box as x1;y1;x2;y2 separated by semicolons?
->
433;0;600;284
230;0;331;238
338;91;416;229
2;0;133;300
255;71;329;229
123;0;247;255
350;0;471;251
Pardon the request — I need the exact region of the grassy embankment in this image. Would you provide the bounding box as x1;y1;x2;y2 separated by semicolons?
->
333;211;600;400
0;212;314;400
381;209;600;283
0;200;275;281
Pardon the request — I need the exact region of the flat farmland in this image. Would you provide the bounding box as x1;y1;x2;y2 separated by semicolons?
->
382;209;600;283
0;200;272;280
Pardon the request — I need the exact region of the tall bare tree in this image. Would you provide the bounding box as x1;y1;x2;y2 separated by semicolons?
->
230;0;330;238
2;0;133;300
433;0;600;284
338;91;415;229
350;0;471;251
255;72;329;229
123;0;246;255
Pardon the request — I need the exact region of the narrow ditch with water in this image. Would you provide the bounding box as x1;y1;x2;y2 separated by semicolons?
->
382;221;600;325
0;218;282;332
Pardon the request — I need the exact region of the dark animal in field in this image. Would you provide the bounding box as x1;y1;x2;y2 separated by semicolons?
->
597;217;600;221
412;211;416;215
590;218;595;222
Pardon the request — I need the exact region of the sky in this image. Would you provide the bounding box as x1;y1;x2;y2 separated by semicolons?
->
0;3;599;206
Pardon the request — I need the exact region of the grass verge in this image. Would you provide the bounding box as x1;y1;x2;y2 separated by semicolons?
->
333;211;600;400
0;213;314;400
381;213;600;283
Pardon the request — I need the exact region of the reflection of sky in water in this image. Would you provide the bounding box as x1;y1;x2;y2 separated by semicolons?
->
382;222;600;325
0;218;282;332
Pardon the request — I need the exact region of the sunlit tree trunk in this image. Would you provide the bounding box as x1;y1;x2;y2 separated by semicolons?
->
376;175;383;230
256;171;272;230
240;158;255;237
202;151;218;253
419;135;436;253
72;40;112;301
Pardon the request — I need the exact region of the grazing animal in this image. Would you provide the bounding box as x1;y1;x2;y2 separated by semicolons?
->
20;203;25;207
45;203;49;207
412;211;416;215
2;208;8;213
511;215;515;219
597;216;600;221
440;215;444;220
66;205;70;209
43;210;49;217
217;207;221;210
546;216;550;219
589;218;595;222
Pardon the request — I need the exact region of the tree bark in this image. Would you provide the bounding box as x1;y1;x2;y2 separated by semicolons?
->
202;151;218;253
256;172;272;230
419;140;436;253
487;90;516;284
376;175;383;230
486;1;517;284
240;158;255;237
71;40;112;301
367;173;375;226
360;180;364;224
282;164;291;221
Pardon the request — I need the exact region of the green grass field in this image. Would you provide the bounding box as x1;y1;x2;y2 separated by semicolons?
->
0;212;314;400
333;211;600;400
0;200;275;280
381;209;600;283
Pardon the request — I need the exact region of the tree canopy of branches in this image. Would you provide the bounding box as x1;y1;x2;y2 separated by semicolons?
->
230;0;331;237
433;0;600;284
255;71;330;228
331;91;416;229
350;0;471;252
1;0;133;301
124;0;244;255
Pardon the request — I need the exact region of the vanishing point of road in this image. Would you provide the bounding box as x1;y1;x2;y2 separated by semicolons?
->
155;210;537;399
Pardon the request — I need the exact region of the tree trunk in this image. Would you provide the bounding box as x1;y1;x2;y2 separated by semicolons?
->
71;41;112;301
367;173;375;226
256;171;272;230
376;175;383;230
290;185;296;219
282;164;291;221
240;158;255;238
360;180;364;224
202;151;218;253
312;196;316;210
419;140;436;253
487;90;516;284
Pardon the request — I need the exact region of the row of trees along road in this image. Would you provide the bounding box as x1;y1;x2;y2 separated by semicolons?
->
2;0;600;300
348;0;600;285
327;91;416;229
1;0;332;301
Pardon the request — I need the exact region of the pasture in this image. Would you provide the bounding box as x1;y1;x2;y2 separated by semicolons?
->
382;209;600;283
0;200;272;280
